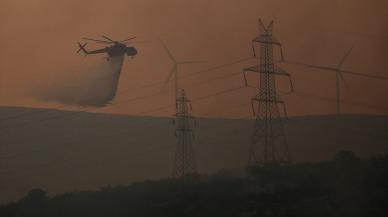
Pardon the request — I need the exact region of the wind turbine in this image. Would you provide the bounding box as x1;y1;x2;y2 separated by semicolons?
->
288;47;353;115
160;40;202;180
159;39;202;101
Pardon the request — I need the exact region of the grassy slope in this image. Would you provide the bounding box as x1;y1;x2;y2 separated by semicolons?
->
0;106;387;202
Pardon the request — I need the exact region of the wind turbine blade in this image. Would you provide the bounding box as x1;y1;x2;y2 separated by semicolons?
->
163;65;177;87
337;46;354;68
341;70;388;80
102;35;115;42
286;61;336;71
338;71;350;90
159;39;176;62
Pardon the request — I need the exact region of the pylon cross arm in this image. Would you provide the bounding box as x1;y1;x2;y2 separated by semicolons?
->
242;65;294;92
243;65;260;73
253;36;281;46
252;97;284;104
270;66;290;76
272;66;294;92
176;98;191;103
244;65;288;75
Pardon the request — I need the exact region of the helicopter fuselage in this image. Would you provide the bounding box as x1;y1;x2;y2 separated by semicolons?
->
106;43;137;58
77;41;138;60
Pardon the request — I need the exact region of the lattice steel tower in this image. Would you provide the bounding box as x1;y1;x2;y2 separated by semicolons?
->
172;89;197;178
242;19;293;165
159;39;199;179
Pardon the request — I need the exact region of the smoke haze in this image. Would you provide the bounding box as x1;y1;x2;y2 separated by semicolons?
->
0;0;387;116
35;56;124;107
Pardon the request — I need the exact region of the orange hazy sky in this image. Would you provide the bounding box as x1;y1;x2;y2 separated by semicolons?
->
0;0;387;118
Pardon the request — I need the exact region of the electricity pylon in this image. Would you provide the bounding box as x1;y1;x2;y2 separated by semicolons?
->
242;19;293;166
160;39;199;179
172;89;197;179
287;47;353;115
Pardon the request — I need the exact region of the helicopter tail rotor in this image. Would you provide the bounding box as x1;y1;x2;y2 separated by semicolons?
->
77;42;88;54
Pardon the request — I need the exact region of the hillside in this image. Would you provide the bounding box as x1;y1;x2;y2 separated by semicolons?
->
1;154;388;217
0;106;387;202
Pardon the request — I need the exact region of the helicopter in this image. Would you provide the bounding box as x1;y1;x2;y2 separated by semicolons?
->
77;35;138;61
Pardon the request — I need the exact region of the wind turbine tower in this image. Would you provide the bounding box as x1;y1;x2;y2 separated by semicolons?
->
160;40;199;180
289;47;353;115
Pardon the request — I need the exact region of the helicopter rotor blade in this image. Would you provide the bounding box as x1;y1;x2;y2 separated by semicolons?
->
121;36;137;43
102;35;115;42
81;37;110;43
95;41;114;44
122;41;149;45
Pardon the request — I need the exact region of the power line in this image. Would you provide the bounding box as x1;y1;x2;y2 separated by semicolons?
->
284;61;388;81
110;68;242;109
2;89;386;180
289;91;388;112
0;73;240;148
0;57;252;132
6;76;386;162
341;69;388;81
114;57;252;97
0;85;249;160
192;86;245;102
124;84;246;117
